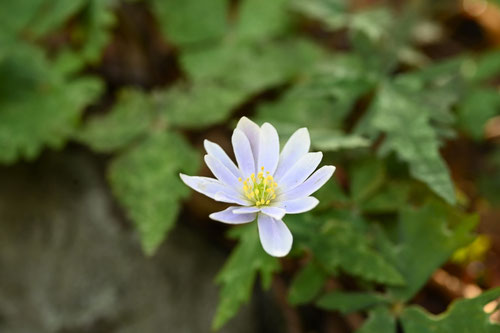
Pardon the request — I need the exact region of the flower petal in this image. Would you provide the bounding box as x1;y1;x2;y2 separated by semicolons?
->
278;152;323;191
257;123;280;175
281;166;336;200
209;206;256;224
236;117;260;166
233;206;260;214
205;154;240;188
179;174;226;198
204;140;241;178
260;206;286;220
232;128;256;177
214;191;251;206
180;174;249;205
257;213;293;257
279;196;319;214
274;128;310;181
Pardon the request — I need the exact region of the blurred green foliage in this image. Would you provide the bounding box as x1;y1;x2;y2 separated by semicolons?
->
1;0;500;331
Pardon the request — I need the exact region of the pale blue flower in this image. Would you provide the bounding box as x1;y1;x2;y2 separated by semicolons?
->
180;117;336;257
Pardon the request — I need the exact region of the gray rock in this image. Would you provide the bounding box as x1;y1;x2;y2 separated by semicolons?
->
0;150;283;333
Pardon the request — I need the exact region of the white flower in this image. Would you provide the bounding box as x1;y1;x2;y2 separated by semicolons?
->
180;117;336;257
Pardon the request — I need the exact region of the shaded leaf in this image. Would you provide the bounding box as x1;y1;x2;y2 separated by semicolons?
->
0;0;86;40
380;201;477;301
457;88;500;140
288;261;327;305
109;131;199;255
165;40;322;128
316;291;387;314
369;82;457;204
0;44;103;163
287;213;405;286
213;224;279;330
361;181;411;213
350;158;386;203
150;0;228;47
256;55;374;131
236;0;292;41
77;89;154;153
401;288;500;333
356;306;396;333
311;129;370;152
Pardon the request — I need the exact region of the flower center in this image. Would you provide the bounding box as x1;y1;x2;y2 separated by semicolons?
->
238;167;277;207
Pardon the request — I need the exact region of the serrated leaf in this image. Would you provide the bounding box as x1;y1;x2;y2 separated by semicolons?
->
0;0;85;40
311;129;370;152
109;131;199;255
288;261;327;305
213;224;279;330
292;0;348;30
361;181;410;213
236;0;292;41
380;201;477;302
180;39;322;84
469;48;500;82
164;40;322;129
150;0;228;47
350;158;386;203
157;81;242;129
0;44;103;164
457;88;500;140
256;56;374;131
401;288;500;333
316;291;387;314
287;213;405;286
356;306;396;333
77;89;153;152
369;82;456;204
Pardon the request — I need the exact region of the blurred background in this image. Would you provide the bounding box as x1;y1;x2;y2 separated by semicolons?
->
1;0;500;332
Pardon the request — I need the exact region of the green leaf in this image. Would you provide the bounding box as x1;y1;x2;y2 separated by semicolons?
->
288;261;327;305
350;158;386;203
457;88;500;140
72;0;116;64
469;48;500;82
150;0;228;47
311;129;371;152
401;288;500;333
381;201;477;302
213;224;279;330
109;131;199;255
165;40;322;128
292;0;348;31
369;82;457;204
361;181;410;214
256;55;374;131
0;44;103;164
236;0;292;41
316;291;387;314
0;0;86;40
158;81;243;129
77;89;153;153
180;39;322;84
288;213;405;286
356;306;396;333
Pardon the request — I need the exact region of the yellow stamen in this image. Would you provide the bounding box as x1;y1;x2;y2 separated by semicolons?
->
240;167;279;207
